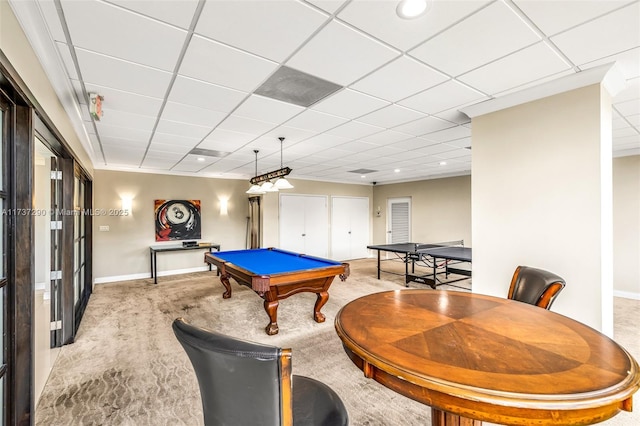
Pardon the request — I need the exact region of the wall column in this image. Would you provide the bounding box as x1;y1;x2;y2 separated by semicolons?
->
463;65;625;334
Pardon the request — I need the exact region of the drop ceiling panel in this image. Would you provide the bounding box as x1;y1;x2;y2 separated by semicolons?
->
195;0;327;62
615;99;640;116
147;141;193;154
398;80;487;115
168;76;246;111
55;42;79;80
325;120;384;139
155;119;213;140
338;0;491;51
392;116;456;137
305;0;348;15
336;140;381;152
513;0;629;37
434;148;472;160
233;95;304;124
615;78;640;103
160;101;227;128
102;145;146;163
38;0;67;42
390;137;440;151
140;158;178;169
550;2;640;66
311;89;390;119
106;0;200;29
422;126;472;144
198;128;256;151
84;83;163;117
286;20;399;86
179;35;278;92
94;124;152;144
301;134;351;150
151;133;201;147
626;114;640;127
258;126;318;145
93;109;157;133
61;0;187;72
284;109;348;133
361;129;412;145
416;143;461;156
75;48;173;98
457;42;571;95
357;104;426;128
217;115;276;135
144;150;187;160
409;1;540;76
351;56;448;102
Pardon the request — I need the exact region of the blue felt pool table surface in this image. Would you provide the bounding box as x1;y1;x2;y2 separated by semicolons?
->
211;248;343;275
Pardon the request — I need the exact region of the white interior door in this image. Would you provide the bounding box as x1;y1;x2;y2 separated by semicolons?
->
387;197;411;244
279;194;306;253
349;197;369;259
279;194;328;258
331;196;369;261
303;196;328;258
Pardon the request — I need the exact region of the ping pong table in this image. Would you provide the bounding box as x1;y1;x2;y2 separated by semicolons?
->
367;241;472;289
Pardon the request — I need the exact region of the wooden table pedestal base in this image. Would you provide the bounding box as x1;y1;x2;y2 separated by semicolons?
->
432;408;481;426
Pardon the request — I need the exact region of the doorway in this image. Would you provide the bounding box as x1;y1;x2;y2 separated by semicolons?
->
387;197;411;244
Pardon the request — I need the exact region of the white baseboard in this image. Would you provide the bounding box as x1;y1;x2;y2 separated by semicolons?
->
614;290;640;300
94;265;214;284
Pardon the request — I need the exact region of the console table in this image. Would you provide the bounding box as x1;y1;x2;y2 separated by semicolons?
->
149;243;221;284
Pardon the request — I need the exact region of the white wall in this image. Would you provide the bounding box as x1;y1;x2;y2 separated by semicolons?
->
613;155;640;298
472;84;613;333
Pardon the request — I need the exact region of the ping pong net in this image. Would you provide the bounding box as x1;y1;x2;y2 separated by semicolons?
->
414;240;464;253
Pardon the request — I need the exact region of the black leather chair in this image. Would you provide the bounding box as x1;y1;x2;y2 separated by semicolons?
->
507;265;566;310
172;318;348;426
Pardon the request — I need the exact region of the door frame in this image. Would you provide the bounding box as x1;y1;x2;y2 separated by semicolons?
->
387;197;411;244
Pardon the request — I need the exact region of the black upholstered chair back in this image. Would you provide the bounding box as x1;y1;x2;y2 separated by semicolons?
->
508;265;566;310
173;318;284;426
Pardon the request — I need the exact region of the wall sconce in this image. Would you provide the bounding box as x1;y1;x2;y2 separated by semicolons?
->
220;198;228;216
121;197;132;214
376;206;381;217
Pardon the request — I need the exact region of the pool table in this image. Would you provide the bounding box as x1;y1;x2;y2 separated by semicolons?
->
204;248;350;335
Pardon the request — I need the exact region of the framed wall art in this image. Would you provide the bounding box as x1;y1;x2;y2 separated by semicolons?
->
154;199;201;242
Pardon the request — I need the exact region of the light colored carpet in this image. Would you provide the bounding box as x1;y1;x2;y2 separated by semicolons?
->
35;259;639;425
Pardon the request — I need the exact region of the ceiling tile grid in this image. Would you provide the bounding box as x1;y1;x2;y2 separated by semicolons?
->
8;0;640;185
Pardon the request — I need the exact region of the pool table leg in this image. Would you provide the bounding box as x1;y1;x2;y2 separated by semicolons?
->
264;299;280;335
219;274;232;299
314;291;328;323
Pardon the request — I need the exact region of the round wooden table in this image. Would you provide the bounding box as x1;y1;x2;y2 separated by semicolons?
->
335;290;640;425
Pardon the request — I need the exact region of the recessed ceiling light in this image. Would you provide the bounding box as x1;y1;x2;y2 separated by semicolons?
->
439;161;447;166
394;169;400;173
197;157;205;162
361;175;366;178
396;0;431;19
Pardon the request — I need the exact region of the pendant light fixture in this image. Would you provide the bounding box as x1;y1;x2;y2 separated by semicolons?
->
274;137;294;190
246;150;266;194
247;138;293;193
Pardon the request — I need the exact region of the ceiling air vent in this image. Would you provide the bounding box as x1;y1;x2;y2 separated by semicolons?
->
255;66;343;107
348;168;378;174
189;148;230;158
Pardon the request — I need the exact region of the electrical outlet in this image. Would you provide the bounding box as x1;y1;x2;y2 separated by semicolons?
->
99;225;109;232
